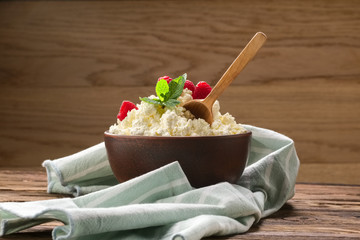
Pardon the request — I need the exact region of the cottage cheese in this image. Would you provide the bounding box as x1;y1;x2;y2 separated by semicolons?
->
109;89;247;136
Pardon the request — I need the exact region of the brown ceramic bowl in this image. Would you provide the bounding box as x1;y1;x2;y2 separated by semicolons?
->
104;131;252;188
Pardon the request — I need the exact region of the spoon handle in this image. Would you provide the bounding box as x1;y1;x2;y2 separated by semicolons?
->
204;32;267;106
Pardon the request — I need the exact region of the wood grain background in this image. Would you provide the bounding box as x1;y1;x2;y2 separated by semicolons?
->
0;0;359;184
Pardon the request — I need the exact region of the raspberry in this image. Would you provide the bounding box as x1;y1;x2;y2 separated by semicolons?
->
117;101;138;121
184;80;195;93
157;76;172;84
192;81;212;99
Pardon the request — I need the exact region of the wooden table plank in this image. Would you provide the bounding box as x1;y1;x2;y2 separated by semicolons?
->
0;168;359;239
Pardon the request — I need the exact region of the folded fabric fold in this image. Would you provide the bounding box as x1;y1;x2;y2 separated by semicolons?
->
0;125;300;240
42;142;119;196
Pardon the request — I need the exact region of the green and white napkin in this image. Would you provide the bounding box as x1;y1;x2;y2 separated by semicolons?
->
0;125;300;240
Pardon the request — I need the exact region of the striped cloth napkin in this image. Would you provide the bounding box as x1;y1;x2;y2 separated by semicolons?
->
0;125;300;240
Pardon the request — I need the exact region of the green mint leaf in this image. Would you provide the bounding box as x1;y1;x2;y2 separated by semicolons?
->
139;97;163;106
140;73;187;108
163;99;181;107
172;73;187;84
156;79;169;102
160;93;168;101
168;73;186;100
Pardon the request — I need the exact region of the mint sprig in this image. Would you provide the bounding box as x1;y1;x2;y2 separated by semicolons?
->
140;73;187;108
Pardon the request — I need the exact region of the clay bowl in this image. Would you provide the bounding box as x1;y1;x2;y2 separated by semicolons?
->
104;131;252;188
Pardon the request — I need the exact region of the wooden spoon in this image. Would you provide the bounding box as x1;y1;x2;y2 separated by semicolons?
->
183;32;267;124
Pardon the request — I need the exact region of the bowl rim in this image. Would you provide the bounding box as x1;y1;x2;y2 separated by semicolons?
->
104;130;252;139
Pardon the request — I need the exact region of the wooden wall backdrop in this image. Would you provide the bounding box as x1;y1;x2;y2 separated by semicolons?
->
0;0;359;184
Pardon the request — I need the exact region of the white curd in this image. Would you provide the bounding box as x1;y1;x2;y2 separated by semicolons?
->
109;89;247;136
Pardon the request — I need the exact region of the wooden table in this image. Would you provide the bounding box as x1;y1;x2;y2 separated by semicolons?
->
0;168;359;239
